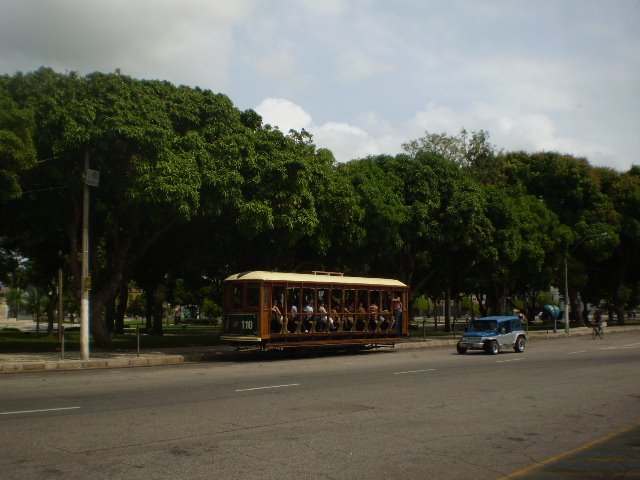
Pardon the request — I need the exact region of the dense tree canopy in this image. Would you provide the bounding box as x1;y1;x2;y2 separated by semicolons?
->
0;85;36;202
1;68;638;348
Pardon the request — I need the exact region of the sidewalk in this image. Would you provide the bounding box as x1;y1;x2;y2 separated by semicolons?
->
1;326;637;374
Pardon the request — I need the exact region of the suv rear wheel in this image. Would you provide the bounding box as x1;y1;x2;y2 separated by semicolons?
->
456;342;467;354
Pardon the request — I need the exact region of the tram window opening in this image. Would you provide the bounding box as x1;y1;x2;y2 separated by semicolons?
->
381;290;392;312
272;286;285;309
316;288;330;331
343;289;355;331
231;285;242;310
287;287;301;333
271;286;286;333
246;283;260;308
331;289;342;311
357;290;368;311
303;288;315;333
369;290;380;311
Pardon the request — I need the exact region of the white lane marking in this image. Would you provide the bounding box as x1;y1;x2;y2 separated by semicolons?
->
235;383;300;392
0;406;81;416
393;369;436;375
601;343;640;350
568;351;587;355
496;358;524;363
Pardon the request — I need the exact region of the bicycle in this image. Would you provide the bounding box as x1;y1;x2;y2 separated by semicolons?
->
592;323;604;339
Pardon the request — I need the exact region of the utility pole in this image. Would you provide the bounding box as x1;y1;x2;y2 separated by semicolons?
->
564;255;570;335
80;148;90;360
58;267;63;342
80;147;100;360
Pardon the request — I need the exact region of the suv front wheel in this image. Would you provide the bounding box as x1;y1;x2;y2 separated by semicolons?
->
485;340;499;355
514;336;526;353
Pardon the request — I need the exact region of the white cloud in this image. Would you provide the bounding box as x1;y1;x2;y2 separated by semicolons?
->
311;122;381;161
405;103;464;138
252;95;627;167
255;98;312;133
254;98;386;161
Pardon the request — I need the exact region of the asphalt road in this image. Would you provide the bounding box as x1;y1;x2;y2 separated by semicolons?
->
1;333;639;480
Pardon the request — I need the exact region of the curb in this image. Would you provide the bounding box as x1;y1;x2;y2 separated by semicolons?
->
0;355;185;373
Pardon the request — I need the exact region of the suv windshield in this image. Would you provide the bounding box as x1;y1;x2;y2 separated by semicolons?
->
468;320;498;332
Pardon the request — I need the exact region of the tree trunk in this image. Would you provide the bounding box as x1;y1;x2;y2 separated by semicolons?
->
524;287;539;326
152;283;165;336
581;306;590;326
115;281;128;335
488;284;506;316
474;293;487;317
432;296;439;331
105;297;115;335
46;294;55;335
91;296;112;349
144;288;153;331
607;305;614;326
444;286;451;332
570;290;585;327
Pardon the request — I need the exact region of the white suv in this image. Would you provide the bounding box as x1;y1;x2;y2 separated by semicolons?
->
456;316;527;355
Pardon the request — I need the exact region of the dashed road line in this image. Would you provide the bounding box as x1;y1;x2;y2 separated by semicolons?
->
0;406;81;416
600;343;640;350
393;369;436;375
235;383;300;392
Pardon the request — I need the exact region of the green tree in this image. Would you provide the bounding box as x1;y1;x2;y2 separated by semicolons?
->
331;155;405;276
588;167;640;324
502;151;617;325
0;85;36;202
470;185;563;319
3;69;255;347
397;151;491;330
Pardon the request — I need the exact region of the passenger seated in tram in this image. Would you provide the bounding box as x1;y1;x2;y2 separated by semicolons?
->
330;306;340;331
317;302;329;331
271;299;283;333
342;304;354;331
288;303;299;333
368;303;379;331
303;300;313;333
379;307;392;330
356;302;367;331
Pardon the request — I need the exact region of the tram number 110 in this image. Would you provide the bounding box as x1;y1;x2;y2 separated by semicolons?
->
242;320;254;330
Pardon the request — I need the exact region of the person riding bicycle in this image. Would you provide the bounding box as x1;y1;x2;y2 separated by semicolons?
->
592;309;604;337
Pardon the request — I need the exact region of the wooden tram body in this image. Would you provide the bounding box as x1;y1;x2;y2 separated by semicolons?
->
220;271;410;350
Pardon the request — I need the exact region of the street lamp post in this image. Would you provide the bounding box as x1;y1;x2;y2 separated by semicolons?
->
80;148;99;360
563;232;607;336
80;150;90;360
563;255;570;335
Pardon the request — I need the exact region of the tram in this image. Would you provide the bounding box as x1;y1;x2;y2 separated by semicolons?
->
220;271;410;350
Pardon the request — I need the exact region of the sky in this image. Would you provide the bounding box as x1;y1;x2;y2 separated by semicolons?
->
1;0;639;171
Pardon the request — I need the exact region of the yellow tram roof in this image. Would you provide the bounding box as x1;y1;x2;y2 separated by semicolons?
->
224;271;408;288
